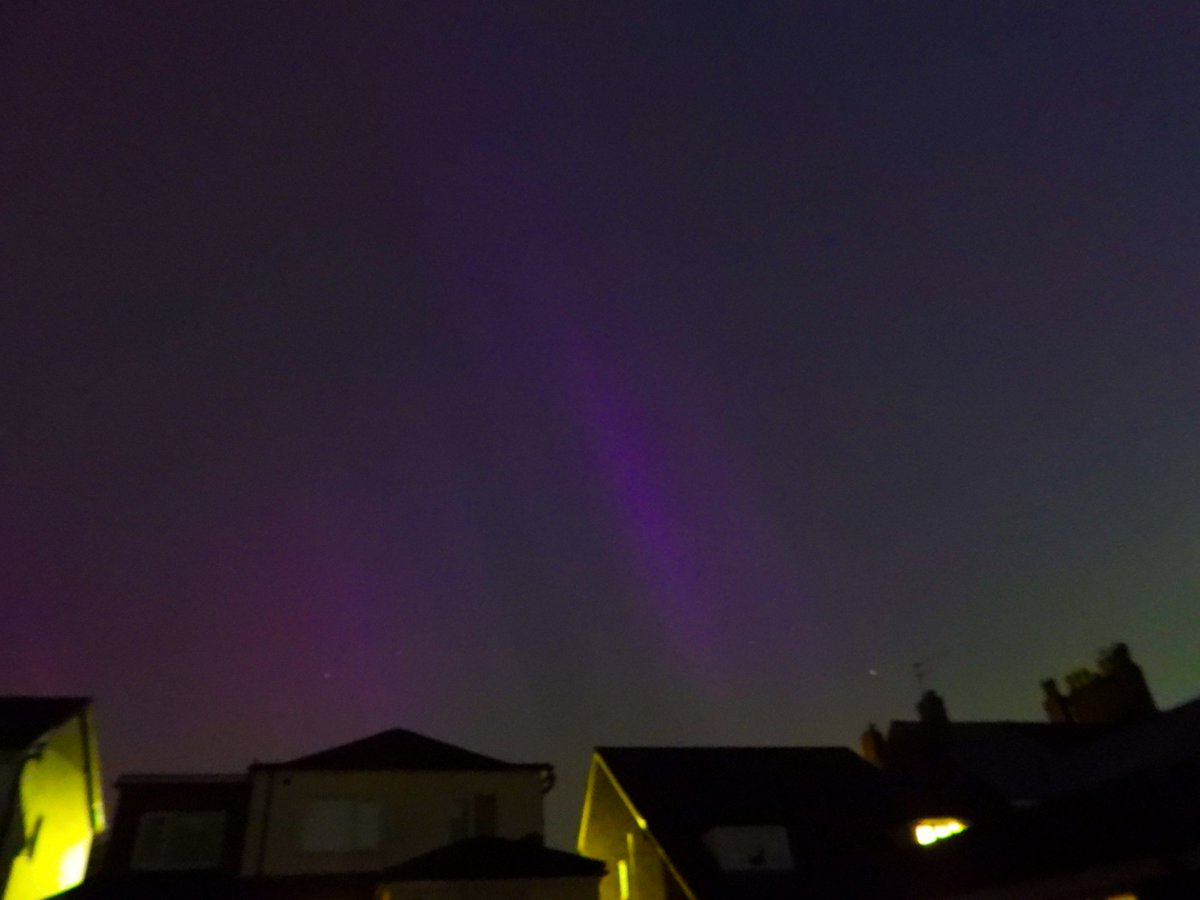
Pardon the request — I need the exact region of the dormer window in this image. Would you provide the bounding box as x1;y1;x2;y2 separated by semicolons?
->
702;826;793;871
449;793;498;841
132;811;226;870
301;799;381;853
911;817;968;846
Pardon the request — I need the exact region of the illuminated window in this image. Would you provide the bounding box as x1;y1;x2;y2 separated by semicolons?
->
912;818;967;846
132;811;226;870
301;799;381;852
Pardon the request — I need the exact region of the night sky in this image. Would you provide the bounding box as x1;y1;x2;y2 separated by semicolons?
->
3;2;1199;845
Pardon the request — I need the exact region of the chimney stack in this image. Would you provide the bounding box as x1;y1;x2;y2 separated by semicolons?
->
917;690;949;725
861;723;887;766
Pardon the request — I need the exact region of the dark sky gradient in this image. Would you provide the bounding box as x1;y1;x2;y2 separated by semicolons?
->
3;2;1199;845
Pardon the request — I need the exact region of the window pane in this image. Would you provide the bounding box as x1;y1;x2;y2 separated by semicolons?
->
473;794;497;838
302;800;354;852
132;812;225;870
702;826;793;871
354;802;381;850
449;799;470;842
165;812;225;868
131;813;168;869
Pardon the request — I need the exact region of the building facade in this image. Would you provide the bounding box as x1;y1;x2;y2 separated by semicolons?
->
0;697;105;900
241;729;552;878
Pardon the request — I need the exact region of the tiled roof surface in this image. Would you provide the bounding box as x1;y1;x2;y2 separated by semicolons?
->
381;836;606;881
268;728;549;772
917;759;1200;897
596;746;923;899
884;697;1200;802
599;745;906;828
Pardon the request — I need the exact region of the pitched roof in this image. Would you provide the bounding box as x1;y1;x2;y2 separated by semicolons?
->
594;746;926;899
598;745;909;829
888;719;1113;748
1062;694;1200;788
381;837;606;882
116;773;247;785
883;700;1200;804
0;696;90;750
263;728;549;772
916;758;1200;897
881;719;1115;804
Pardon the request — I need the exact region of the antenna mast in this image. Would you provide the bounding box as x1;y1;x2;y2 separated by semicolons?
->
913;660;931;694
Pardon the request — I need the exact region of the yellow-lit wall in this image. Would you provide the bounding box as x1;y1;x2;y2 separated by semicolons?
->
576;758;687;900
241;769;545;876
1;711;103;900
384;875;599;900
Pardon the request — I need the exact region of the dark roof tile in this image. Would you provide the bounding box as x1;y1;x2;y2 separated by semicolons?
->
0;696;90;749
381;837;605;882
598;745;907;829
264;728;549;772
595;746;925;900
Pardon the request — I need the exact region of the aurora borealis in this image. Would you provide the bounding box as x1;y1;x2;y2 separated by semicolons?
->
3;2;1199;844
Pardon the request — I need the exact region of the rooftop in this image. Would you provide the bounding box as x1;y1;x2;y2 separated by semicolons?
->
0;695;91;750
598;745;908;828
593;746;926;899
381;836;606;882
259;727;551;773
116;773;247;785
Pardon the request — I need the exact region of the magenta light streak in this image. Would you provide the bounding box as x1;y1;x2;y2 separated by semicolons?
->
407;176;726;663
564;352;721;661
387;29;822;683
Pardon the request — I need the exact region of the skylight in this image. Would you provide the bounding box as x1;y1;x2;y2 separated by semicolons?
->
702;826;793;871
